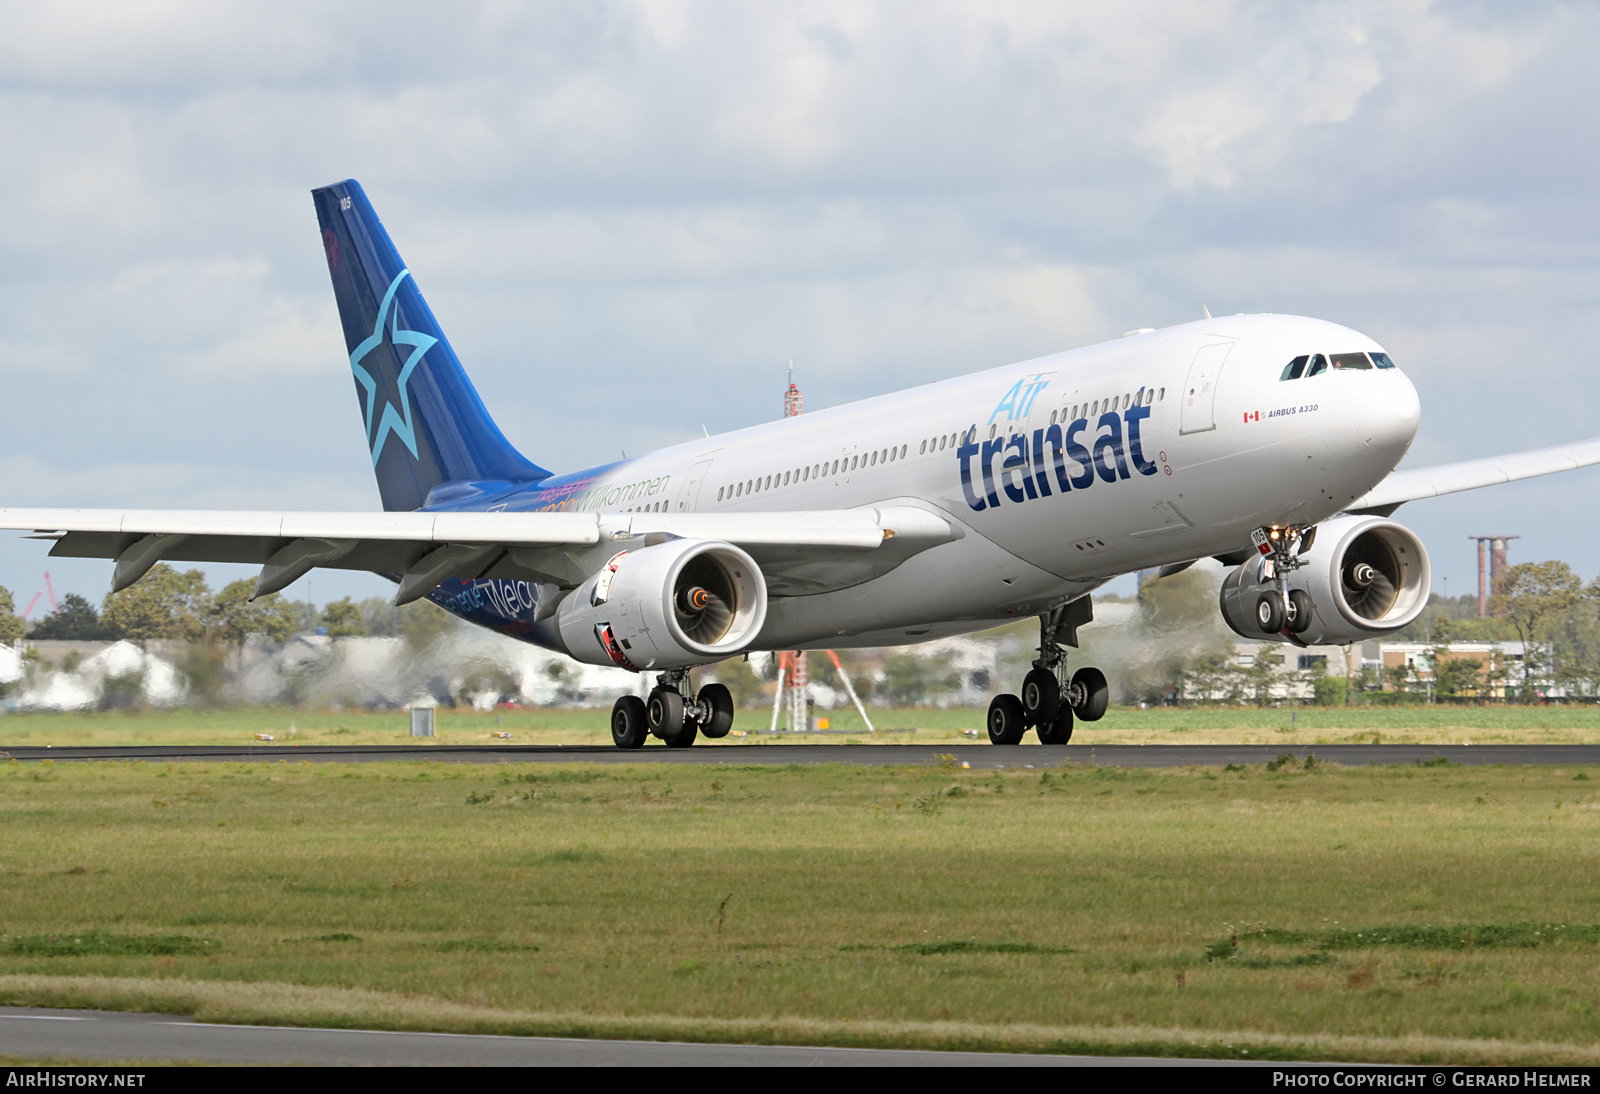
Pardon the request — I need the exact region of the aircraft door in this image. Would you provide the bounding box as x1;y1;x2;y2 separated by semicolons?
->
1180;340;1234;435
676;458;715;511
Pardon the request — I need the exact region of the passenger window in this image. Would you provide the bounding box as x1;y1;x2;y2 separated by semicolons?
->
1331;352;1372;370
1370;352;1396;369
900;444;907;458
1049;410;1057;425
1280;355;1308;381
1305;354;1328;377
1158;388;1165;400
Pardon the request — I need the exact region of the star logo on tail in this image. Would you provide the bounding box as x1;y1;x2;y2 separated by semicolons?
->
350;268;437;466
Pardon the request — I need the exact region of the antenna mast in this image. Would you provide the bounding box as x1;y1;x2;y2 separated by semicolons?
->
784;360;803;418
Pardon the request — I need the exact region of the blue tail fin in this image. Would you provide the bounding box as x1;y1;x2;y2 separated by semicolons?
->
312;179;549;512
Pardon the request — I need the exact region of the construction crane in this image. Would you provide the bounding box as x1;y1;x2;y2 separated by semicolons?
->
20;572;57;619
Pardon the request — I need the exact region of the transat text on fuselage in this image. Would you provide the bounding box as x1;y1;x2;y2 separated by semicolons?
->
960;377;1159;513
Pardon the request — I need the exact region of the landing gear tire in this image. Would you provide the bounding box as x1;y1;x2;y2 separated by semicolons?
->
1036;706;1074;745
611;695;648;750
648;686;691;746
1286;589;1313;635
987;694;1026;745
1255;592;1285;634
697;683;735;739
665;719;699;748
1069;667;1109;722
1021;668;1061;724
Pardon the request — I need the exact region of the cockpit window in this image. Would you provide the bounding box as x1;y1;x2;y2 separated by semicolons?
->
1280;355;1309;381
1305;353;1328;377
1370;352;1396;369
1331;352;1373;370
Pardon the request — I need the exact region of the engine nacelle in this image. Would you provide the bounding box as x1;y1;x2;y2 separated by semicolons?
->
1219;515;1432;646
556;538;767;670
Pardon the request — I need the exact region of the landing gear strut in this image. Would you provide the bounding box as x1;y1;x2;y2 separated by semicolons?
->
611;669;734;749
1251;524;1315;636
988;599;1106;746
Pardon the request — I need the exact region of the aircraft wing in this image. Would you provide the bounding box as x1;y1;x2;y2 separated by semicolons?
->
0;505;957;602
1346;436;1600;516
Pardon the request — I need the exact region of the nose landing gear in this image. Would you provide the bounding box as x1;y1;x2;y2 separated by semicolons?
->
611;669;734;749
988;599;1105;746
1250;524;1316;636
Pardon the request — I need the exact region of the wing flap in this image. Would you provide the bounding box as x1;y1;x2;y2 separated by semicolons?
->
0;508;603;545
3;504;959;599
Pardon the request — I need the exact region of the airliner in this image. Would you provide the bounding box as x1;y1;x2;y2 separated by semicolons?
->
4;180;1597;748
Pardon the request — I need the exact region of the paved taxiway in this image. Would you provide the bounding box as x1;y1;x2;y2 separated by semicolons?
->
1;742;1596;767
0;1006;1229;1066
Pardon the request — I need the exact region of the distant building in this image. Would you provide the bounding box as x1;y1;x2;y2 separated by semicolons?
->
1377;641;1530;699
1217;639;1540;702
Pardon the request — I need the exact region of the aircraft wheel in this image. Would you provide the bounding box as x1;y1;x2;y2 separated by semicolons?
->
1255;593;1285;634
697;683;735;739
664;718;699;748
987;694;1026;745
1036;706;1074;745
611;695;648;750
1286;590;1313;635
1069;667;1109;722
648;686;688;744
1021;668;1061;724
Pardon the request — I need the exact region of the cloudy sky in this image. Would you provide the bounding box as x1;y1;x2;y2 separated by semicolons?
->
1;0;1597;613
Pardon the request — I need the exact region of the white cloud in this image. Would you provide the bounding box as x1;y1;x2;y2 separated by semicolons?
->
2;0;1600;600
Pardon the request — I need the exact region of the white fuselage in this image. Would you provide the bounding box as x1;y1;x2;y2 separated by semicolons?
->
533;314;1420;650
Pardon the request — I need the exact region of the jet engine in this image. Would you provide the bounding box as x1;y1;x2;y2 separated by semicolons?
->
1219;515;1432;646
556;538;768;670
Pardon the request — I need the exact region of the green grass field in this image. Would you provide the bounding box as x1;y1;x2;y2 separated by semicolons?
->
2;754;1600;1061
0;702;1598;749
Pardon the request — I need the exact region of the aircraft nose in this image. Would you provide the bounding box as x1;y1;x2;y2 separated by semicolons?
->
1364;370;1421;457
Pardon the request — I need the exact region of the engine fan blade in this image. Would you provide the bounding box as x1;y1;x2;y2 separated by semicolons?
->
1344;570;1396;620
680;593;733;643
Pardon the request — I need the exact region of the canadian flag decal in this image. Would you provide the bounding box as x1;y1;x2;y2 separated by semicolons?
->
1244;411;1260;423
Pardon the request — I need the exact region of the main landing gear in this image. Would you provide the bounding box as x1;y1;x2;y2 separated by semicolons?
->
611;669;735;749
1250;524;1315;636
987;600;1107;746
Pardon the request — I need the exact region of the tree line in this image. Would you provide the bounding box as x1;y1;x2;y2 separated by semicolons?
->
0;565;456;650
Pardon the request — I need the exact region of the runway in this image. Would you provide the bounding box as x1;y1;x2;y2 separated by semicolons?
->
0;1006;1222;1066
2;742;1598;767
